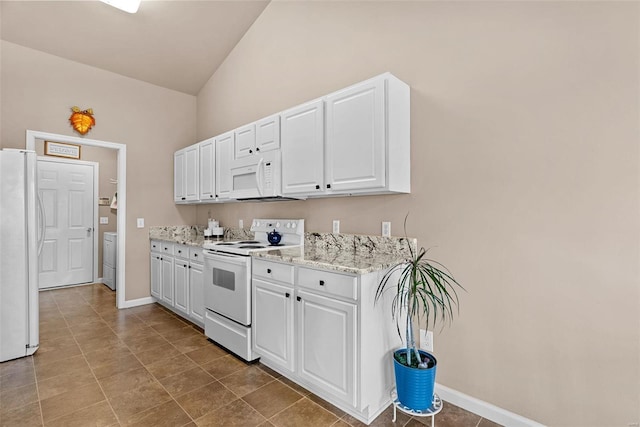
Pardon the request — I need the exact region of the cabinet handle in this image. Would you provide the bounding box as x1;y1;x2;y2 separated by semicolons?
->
256;147;260;152
249;149;253;154
184;264;187;268
181;197;186;200
326;184;331;189
285;292;290;298
210;195;213;198
319;280;325;286
315;185;320;190
296;296;301;302
267;268;272;274
194;253;198;257
188;265;191;269
178;250;181;254
215;194;219;198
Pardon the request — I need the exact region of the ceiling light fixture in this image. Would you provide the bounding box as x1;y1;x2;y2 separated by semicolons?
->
99;0;141;14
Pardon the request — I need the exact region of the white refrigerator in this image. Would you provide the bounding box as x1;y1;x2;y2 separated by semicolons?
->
0;149;40;362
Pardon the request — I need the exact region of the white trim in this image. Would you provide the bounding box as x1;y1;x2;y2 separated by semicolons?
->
435;383;547;427
119;296;156;309
26;130;127;309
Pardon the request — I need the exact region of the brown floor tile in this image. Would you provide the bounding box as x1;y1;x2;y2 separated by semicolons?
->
218;365;275;397
37;366;95;400
172;334;210;354
201;355;248;380
195;398;266;427
84;345;133;369
40;382;105;422
76;332;123;354
258;422;276;427
71;322;114;339
135;342;183;366
308;393;346;418
145;354;197;380
45;400;118;427
184;345;227;366
150;320;190;335
161;326;203;343
158;366;215;398
64;312;102;325
256;363;283;379
269;398;338;427
344;405;409;426
124;333;170;353
0;366;36;392
91;353;144;380
242;380;303;418
331;421;350;427
98;367;157;399
0;401;43;427
108;381;172;423
409;402;481;427
115;325;160;341
32;342;82;367
0;382;38;412
277;376;312;396
478;418;504;427
124;398;191;426
175;381;236;420
0;356;34;377
34;354;89;381
39;325;73;340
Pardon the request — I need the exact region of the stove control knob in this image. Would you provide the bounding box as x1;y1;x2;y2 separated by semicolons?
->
286;222;291;228
276;222;281;228
291;222;297;228
254;220;260;227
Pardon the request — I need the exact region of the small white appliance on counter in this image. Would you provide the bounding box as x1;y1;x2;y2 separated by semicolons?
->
102;232;117;290
202;219;304;361
0;149;41;362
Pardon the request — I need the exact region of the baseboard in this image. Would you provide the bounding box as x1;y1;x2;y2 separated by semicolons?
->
435;383;546;427
119;296;155;309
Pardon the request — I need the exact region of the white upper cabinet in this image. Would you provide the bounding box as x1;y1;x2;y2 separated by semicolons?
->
198;137;216;202
174;145;199;203
215;131;234;200
234;115;280;159
324;73;409;195
325;77;385;192
281;99;325;196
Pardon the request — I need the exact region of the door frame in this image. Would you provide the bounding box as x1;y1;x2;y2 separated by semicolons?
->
26;130;128;309
37;156;99;286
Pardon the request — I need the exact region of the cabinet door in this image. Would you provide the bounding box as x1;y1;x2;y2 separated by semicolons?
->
281;100;325;195
161;256;174;306
215;132;234;199
253;278;294;372
184;144;199;201
234;123;255;159
150;254;162;299
296;289;356;407
325;77;385;192
189;262;204;324
199;138;216;201
255;115;280;153
174;260;189;315
174;150;186;202
104;236;115;267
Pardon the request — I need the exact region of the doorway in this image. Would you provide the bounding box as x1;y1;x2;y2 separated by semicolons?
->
26;130;128;309
38;157;98;289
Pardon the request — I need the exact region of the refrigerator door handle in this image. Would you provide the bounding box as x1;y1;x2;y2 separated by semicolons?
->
37;194;45;256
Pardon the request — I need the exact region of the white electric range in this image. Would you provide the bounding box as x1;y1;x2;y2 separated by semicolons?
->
202;219;304;361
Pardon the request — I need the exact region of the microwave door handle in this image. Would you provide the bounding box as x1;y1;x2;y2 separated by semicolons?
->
256;158;264;196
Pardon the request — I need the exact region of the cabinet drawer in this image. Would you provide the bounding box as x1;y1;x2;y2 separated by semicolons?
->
161;243;174;255
190;248;204;263
150;240;161;253
297;267;357;301
253;259;294;285
174;245;189;259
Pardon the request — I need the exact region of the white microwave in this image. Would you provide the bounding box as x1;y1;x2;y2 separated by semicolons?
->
229;150;291;201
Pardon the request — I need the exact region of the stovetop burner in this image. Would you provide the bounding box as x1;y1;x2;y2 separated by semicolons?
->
238;241;260;244
238;245;266;249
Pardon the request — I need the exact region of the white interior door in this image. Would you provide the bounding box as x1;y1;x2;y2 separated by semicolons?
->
38;158;96;289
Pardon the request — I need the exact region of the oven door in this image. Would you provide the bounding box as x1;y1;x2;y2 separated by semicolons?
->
204;250;251;326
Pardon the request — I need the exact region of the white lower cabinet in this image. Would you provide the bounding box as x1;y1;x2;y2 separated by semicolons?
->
150;241;204;327
296;289;356;407
189;261;204;324
252;259;400;425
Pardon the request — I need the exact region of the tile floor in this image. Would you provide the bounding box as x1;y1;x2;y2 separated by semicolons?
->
1;284;502;427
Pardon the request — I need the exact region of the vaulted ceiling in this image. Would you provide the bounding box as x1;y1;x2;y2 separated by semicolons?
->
0;0;270;95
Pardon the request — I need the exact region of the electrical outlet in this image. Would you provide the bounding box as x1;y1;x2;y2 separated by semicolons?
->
333;220;340;234
382;221;391;237
239;219;244;229
100;217;108;225
136;218;144;228
420;329;434;352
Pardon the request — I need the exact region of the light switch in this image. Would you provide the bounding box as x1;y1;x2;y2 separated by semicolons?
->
100;217;109;225
137;218;144;228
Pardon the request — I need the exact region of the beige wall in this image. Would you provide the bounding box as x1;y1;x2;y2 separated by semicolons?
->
1;41;198;300
195;2;640;426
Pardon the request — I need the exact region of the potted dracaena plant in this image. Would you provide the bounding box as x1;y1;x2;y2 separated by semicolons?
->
375;219;464;412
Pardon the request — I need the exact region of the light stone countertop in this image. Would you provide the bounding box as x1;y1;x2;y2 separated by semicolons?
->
149;226;415;275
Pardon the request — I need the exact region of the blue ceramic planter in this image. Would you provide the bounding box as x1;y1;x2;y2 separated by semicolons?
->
393;348;437;411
